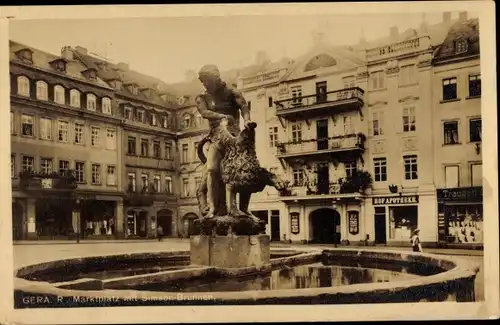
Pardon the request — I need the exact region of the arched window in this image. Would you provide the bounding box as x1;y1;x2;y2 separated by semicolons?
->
70;89;81;108
54;85;65;104
36;81;48;100
304;54;337;72
87;93;97;111
183;114;191;129
102;97;112;115
17;76;30;96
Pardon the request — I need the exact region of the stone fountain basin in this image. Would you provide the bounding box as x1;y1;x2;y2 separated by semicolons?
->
14;248;480;307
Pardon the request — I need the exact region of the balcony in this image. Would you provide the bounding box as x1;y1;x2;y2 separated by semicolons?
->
275;133;366;164
365;36;431;62
124;184;174;206
18;170;78;195
125;154;175;171
275;87;364;123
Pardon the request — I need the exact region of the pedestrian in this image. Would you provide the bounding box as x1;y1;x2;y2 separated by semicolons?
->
157;225;164;242
410;229;423;253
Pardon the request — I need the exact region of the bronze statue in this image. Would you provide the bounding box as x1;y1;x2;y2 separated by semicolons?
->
193;64;285;236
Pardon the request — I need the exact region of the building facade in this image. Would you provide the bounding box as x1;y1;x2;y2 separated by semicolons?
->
10;41;124;240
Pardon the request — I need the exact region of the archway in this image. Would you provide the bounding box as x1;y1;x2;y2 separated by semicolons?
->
12;202;24;240
310;208;341;244
182;213;199;237
157;209;173;236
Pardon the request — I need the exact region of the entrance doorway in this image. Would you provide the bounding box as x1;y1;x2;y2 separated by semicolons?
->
157;209;173;236
270;210;280;241
317;163;330;195
310;208;341;244
316;81;328;103
126;210;148;238
316;119;329;150
374;207;387;244
12;202;24;240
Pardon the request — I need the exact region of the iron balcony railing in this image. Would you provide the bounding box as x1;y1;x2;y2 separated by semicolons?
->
275;87;364;112
276;133;365;157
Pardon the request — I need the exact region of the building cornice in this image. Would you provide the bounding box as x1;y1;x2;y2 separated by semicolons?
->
433;54;480;66
122;122;177;138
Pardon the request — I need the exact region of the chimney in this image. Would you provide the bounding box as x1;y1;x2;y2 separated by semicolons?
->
117;62;129;72
459;11;468;21
75;46;88;55
443;12;451;23
389;26;398;38
61;46;74;60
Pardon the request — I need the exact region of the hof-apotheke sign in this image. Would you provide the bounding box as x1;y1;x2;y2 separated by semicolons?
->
372;195;419;205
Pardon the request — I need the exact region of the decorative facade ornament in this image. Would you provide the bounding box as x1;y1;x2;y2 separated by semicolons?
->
256;87;266;100
402;137;418;151
417;53;432;68
372;140;386;154
398;96;419;103
277;83;289;96
385;60;399;74
368;101;388;107
356;67;369;80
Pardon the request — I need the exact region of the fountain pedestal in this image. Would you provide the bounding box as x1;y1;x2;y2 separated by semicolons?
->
190;234;270;268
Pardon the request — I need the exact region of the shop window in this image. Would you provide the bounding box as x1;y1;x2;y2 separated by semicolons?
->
445;205;483;244
389;206;418;240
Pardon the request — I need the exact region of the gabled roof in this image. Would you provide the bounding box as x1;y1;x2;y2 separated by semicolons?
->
9;40;111;89
433;18;480;62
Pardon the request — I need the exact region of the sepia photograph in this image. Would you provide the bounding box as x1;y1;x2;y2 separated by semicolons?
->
0;2;498;324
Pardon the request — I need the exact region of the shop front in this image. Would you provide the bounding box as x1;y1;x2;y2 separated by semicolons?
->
436;186;483;248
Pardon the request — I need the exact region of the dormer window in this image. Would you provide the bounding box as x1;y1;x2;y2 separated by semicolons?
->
82;68;97;81
36;81;48;100
141;88;152;98
87;93;97;111
50;59;67;73
102;97;112;115
136;110;145;123
455;40;468;54
133;87;139;95
70;89;81;108
54;85;65;104
162;115;168;128
15;49;33;64
124;106;133;119
183;114;192;129
17;76;30;97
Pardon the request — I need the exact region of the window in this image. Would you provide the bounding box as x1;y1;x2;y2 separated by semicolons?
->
21;114;34;137
39;117;52;140
106;166;116;185
269;126;278;147
402;107;416;132
444;121;459;145
343;116;354;134
442;77;457;101
17;76;30;96
153;140;161;158
165;143;172;160
91;127;100;147
10;112;14;134
183;114;191;129
70;89;80;108
128;136;136;155
374;158;387;182
11;155;15;178
182;178;190;197
58;121;69;142
445;165;460;188
195;177;202;191
137;110;145;123
468;74;481;97
165;176;172;193
162;116;168;128
292;168;304;186
140;139;149;156
22;156;34;172
469;118;481;142
75;162;85;183
141;174;149;192
127;173;136;192
345;161;357;177
268;96;273;108
102;97;112;114
193;142;199;160
291;86;303;106
403;155;418;180
182;144;189;163
372;111;384;136
370;71;385;90
150;113;157;126
455;40;468;54
91;164;101;184
74;123;84;144
124;106;133;119
40;158;53;174
54;85;65;104
106;129;116;150
471;163;482;186
153;175;161;193
87;94;97;111
291;124;302;143
59;160;69;176
36;81;48;100
399;64;417;86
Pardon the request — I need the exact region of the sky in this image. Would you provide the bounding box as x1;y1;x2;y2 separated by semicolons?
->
9;11;466;84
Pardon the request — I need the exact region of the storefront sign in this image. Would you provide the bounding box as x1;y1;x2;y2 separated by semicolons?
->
372;195;419;205
290;213;300;234
348;211;359;235
436;187;482;202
